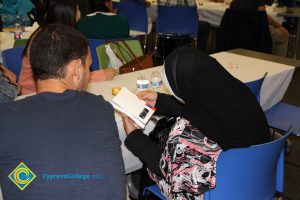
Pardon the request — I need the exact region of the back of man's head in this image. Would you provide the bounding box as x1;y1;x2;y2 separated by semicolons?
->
30;24;88;81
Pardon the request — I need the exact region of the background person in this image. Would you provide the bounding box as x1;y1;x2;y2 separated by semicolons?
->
19;0;118;95
122;48;271;199
0;0;34;28
77;0;130;39
0;24;125;200
230;0;289;57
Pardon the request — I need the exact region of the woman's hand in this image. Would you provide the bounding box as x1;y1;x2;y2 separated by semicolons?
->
137;90;158;107
121;113;141;135
103;68;118;81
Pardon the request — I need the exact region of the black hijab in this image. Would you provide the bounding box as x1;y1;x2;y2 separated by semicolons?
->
164;48;270;150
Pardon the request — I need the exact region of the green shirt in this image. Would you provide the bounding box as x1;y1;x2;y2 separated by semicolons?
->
77;12;130;39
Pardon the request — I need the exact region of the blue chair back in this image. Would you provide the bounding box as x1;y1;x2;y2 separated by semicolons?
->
204;126;292;200
88;39;105;71
265;102;300;136
113;2;148;34
245;72;267;101
143;185;166;200
156;5;198;37
143;126;293;200
1;46;25;81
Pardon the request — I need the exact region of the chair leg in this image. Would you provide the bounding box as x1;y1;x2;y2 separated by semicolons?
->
154;34;159;65
126;174;139;199
154;34;158;53
143;35;147;54
274;192;283;200
194;38;198;48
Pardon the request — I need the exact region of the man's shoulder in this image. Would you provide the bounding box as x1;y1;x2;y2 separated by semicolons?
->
77;91;106;102
0;91;109;110
75;91;114;112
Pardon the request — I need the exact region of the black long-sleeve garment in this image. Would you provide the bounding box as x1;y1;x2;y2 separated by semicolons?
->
125;93;183;177
125;88;270;175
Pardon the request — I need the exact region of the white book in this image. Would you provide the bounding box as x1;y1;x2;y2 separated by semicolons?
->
111;87;156;128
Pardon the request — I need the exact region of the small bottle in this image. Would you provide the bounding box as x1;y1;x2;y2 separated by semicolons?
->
150;71;162;90
14;23;23;40
137;73;149;91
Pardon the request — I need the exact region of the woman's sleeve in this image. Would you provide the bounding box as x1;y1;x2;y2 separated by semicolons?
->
89;70;106;83
125;130;163;177
19;56;37;95
155;93;183;117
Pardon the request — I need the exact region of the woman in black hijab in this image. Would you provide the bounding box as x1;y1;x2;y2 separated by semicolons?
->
123;47;270;199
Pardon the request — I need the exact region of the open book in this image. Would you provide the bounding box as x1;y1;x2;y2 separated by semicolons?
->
111;87;156;128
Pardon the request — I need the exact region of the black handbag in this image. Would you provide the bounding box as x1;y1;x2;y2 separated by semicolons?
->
148;117;177;149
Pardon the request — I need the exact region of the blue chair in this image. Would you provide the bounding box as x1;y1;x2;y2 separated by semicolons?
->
143;125;293;200
156;5;198;38
265;102;300;136
143;185;166;200
245;72;267;101
87;39;105;71
155;5;198;60
113;2;148;34
1;46;25;81
113;2;148;52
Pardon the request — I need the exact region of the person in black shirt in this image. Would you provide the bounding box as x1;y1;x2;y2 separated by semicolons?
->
230;0;289;57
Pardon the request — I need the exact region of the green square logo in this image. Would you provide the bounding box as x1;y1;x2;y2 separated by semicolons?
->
8;162;36;190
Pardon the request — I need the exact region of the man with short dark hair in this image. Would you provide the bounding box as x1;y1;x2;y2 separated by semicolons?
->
0;24;125;200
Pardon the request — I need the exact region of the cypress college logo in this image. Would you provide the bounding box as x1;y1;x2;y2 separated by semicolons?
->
8;162;36;190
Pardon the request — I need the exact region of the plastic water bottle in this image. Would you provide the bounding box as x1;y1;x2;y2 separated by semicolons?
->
14;23;23;40
137;73;150;91
150;71;162;90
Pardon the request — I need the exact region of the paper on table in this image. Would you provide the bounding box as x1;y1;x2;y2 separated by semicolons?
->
111;87;155;128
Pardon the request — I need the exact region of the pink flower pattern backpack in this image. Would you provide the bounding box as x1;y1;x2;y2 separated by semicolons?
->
148;117;222;200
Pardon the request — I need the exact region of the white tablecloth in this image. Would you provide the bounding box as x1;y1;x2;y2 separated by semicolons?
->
147;0;284;26
211;52;295;111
